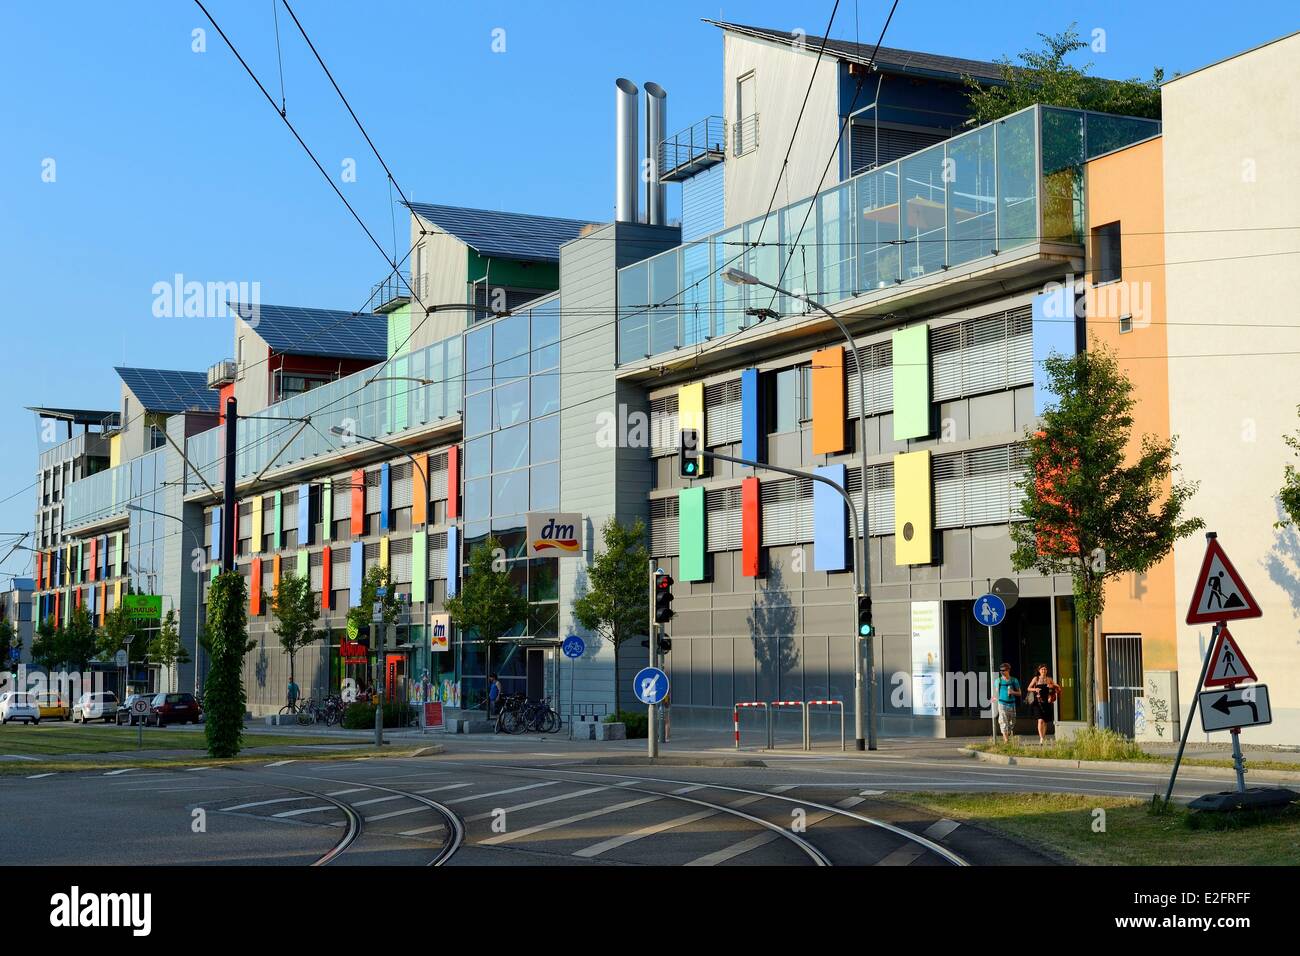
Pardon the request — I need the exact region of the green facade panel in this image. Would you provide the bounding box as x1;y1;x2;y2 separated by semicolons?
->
678;487;706;582
892;323;931;440
296;550;309;579
273;490;283;550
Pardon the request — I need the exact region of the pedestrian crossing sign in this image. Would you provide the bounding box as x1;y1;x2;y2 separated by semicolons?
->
1203;625;1258;687
1186;536;1262;624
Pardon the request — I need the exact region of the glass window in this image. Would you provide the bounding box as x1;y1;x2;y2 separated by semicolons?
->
528;558;559;602
530;415;559;463
532;301;560;347
465;477;491;522
770;367;802;434
464;436;491;480
531;374;559;418
1092;221;1122;283
492;313;529;362
494;354;528;385
466;326;491;374
531;342;560;373
492;423;529;473
492;470;527;516
494;380;529;430
529;461;559;511
464;390;493;437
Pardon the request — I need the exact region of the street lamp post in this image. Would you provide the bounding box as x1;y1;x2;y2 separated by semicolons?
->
330;425;432;749
127;504;203;697
722;268;876;751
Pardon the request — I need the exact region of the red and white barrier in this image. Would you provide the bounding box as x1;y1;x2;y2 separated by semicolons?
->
733;701;769;750
805;699;846;751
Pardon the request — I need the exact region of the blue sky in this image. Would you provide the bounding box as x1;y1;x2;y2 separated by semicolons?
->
1;0;1297;581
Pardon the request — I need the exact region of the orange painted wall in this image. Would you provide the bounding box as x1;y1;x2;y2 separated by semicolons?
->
1084;137;1178;671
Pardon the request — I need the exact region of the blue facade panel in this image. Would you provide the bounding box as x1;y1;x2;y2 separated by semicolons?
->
211;506;222;562
447;526;459;598
379;463;391;531
813;464;848;572
741;368;761;463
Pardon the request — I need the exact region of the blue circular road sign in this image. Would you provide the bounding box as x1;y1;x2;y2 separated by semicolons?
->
633;666;670;705
973;593;1007;627
561;635;586;659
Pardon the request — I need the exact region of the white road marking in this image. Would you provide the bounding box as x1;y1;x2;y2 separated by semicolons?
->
398;823;447;837
574;807;716;858
265;760;296;768
26;772;56;779
103;768;136;775
326;788;370;797
444;781;554;803
222;796;312;812
365;805;430;823
924;819;961;840
351;794;405;807
2;755;39;761
686;831;778;866
465;785;613;822
186;767;212;772
860;789;886;795
672;785;704;795
480;796;661;846
273;805;336;818
413;783;474;795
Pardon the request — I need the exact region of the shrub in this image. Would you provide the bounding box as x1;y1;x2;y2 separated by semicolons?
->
342;700;416;730
607;709;648;739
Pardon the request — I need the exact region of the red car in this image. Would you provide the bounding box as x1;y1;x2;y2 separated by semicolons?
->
148;692;202;726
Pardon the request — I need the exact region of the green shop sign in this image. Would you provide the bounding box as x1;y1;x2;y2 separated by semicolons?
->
123;594;163;621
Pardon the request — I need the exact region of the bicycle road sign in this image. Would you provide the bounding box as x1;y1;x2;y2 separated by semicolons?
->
633;666;669;705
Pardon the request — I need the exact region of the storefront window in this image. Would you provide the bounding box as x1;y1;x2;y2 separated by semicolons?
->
1054;595;1086;722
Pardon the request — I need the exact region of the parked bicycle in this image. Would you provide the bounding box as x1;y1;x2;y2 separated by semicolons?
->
319;694;345;727
496;694;560;734
278;698;317;725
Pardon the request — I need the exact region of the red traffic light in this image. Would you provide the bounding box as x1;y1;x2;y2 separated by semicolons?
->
656;574;674;591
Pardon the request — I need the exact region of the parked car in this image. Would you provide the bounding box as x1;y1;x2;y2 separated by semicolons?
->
0;692;40;725
114;694;153;726
73;692;119;723
35;693;71;721
148;692;202;726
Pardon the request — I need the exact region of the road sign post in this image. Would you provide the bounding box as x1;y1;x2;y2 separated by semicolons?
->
562;635;585;740
974;593;1007;740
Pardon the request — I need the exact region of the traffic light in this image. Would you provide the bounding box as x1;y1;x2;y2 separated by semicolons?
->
654;572;675;624
856;594;873;638
679;429;703;479
659;636;672;653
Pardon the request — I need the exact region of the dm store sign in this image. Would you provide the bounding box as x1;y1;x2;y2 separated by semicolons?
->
430;613;450;653
526;512;583;558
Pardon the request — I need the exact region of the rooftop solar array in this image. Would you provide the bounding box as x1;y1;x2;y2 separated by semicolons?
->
229;302;388;360
404;202;596;264
114;367;218;414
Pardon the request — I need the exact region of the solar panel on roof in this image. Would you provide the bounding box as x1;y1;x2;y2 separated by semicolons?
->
231;303;387;360
114;367;218;414
404;203;595;263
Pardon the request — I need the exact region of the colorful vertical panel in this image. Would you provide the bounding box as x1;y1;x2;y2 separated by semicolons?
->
678;382;705;475
740;368;761;463
892;324;930;440
273;490;283;550
741;476;761;577
53;590;61;626
678;486;706;582
88;583;97;615
298;483;312;546
379;462;391;531
88;538;97;583
446;448;460;520
412;454;429;527
379;536;389;571
350;469;365;536
99;535;109;579
321;546;332;610
813;463;848;571
411;530;427;605
322;478;333;542
349;541;363;607
251;498;264;553
893;450;933;566
74;587;82;610
250;557;263;615
76;541;83;585
114;532;124;576
36;551;43;589
211;507;222;562
296;550;308;580
271;554;282;605
811;346;846;454
113;580;122;610
446;526;459;597
98;583;106;627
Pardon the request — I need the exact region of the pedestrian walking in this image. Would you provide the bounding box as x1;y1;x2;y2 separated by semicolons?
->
994;662;1021;743
488;673;502;717
1026;664;1059;744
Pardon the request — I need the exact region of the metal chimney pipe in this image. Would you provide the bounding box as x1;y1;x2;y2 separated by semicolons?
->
615;78;639;223
644;82;667;225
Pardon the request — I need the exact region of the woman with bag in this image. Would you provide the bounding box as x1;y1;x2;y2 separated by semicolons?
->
1026;664;1060;745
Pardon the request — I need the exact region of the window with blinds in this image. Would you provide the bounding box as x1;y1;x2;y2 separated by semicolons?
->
649;496;678;556
390;537;413;583
847;341;893;417
704;379;742;447
759;477;812;546
392;462;413;509
650;395;679;457
933;443;1028;528
364;542;380;563
333;477;351;519
309;550;323;590
932;304;1033;401
430;451;449;500
365;470;381;512
283;490;298;531
706;485;742;549
430;532;447;578
237;505;251;538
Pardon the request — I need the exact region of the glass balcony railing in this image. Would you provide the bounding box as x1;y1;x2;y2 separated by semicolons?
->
64;448;164;530
616;104;1159;364
185;332;463;491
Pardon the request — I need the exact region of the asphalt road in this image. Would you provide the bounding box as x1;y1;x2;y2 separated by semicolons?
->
0;729;1248;866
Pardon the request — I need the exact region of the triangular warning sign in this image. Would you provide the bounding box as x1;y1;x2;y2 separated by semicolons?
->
1186;537;1262;624
1203;625;1258;687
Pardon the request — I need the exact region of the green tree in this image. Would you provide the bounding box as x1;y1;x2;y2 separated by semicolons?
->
61;605;99;674
0;617;17;675
443;537;528;709
345;564;400;642
270;572;322;692
96;603;142;667
572;518;649;710
203;571;251;758
149;609;191;692
1010;345;1202;726
30;616;60;671
1276;406;1300;528
964;24;1164;125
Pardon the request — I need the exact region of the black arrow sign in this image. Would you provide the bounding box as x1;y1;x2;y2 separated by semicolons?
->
1210;693;1259;724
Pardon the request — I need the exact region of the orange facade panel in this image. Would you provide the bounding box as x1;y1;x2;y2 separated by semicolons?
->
811;346;846;454
350;469;365;537
412;453;429;527
250;557;263;616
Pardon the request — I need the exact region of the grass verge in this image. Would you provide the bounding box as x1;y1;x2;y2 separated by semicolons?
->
891;791;1300;865
973;726;1300;773
0;724;358;756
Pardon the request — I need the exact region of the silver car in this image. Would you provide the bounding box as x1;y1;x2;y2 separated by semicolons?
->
73;691;119;723
0;692;40;725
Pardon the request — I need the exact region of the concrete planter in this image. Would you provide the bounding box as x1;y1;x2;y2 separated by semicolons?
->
595;721;626;741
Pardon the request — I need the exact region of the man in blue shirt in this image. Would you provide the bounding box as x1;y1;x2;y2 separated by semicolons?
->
995;662;1020;742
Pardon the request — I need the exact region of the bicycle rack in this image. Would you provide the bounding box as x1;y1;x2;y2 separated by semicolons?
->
769;700;806;750
805;699;846;751
733;701;770;750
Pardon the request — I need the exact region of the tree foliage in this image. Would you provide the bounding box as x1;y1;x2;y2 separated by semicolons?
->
1010;345;1202;723
964;24;1164;125
270;572;322;685
1276;406;1300;528
60;606;99;672
444;537;528;704
96;603;143;666
29;616;59;671
203;571;251;758
149;609;191;691
0;617;17;670
345;564;400;640
572;518;649;707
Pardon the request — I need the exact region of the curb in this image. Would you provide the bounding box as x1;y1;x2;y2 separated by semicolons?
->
577;755;767;768
405;745;445;757
960;747;1300;784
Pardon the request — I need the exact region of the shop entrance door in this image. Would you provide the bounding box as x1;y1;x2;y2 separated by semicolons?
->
526;648;546;701
1105;635;1143;738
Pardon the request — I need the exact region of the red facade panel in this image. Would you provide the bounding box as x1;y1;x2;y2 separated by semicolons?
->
742;477;761;577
